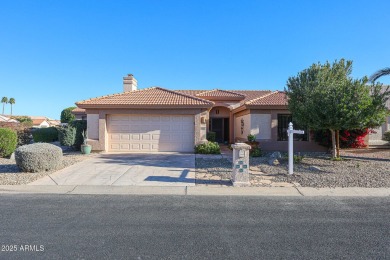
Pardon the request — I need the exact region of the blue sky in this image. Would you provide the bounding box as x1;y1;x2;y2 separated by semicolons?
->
1;0;389;119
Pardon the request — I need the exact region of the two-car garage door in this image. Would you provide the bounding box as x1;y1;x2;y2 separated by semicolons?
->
107;115;195;152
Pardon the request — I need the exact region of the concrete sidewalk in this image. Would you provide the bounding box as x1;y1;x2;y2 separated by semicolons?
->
1;185;389;196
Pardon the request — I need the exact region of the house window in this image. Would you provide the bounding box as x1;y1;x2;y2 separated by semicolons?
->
277;114;308;141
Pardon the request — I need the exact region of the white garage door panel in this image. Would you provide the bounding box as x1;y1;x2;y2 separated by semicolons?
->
108;115;195;152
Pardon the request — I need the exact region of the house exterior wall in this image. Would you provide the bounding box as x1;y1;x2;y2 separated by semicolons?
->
250;114;272;140
233;109;327;152
87;114;99;140
209;106;230;118
368;116;390;146
234;114;251;141
35;121;50;128
74;114;86;120
85;108;206;152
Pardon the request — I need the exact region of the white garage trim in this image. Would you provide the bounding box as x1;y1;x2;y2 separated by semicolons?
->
107;114;195;152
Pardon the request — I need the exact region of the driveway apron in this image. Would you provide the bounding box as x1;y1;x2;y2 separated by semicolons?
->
29;153;195;186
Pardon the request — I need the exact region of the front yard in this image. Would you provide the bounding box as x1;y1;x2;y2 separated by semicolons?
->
1;147;388;188
0;152;97;185
196;149;390;188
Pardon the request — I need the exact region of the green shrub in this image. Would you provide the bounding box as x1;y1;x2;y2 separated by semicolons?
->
15;143;63;172
383;131;390;142
60;106;76;123
250;147;263;157
0;128;17;157
32;127;59;143
206;132;216;142
58;126;76;146
0;122;32;147
195;142;221;154
247;134;256;142
69;120;87;150
293;154;304;163
16;127;33;147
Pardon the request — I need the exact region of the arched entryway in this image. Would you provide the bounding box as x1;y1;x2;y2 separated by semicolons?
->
209;106;231;143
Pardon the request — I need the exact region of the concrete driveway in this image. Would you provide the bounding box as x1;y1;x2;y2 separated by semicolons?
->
29;153;195;186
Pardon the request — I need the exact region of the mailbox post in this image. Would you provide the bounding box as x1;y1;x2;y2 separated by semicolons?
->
287;122;304;175
232;143;251;187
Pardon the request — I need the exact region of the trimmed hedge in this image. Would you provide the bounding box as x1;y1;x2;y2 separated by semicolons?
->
15;143;63;172
195;142;221;154
69;120;87;150
32;127;59;143
58;126;76;147
0;128;17;157
61;106;76;123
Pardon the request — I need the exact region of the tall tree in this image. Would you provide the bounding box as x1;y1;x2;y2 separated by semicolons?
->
369;67;390;82
8;98;15;115
285;59;389;158
1;97;8;115
61;106;77;123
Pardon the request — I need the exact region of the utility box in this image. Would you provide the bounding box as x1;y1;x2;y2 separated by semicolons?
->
232;143;251;187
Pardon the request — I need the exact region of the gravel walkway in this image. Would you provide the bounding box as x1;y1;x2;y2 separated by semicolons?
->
0;152;98;185
196;149;390;188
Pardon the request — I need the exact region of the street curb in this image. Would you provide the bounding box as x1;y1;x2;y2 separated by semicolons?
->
0;185;389;197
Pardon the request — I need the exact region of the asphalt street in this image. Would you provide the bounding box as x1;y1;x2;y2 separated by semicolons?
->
0;195;389;260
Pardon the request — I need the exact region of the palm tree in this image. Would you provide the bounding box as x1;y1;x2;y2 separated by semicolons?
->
8;98;15;115
1;97;8;115
369;67;390;82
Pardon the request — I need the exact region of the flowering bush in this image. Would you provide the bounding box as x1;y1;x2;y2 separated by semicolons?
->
339;129;368;148
314;129;368;148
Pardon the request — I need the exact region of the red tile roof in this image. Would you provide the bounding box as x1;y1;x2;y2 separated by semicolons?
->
72;107;86;113
176;90;273;104
196;89;246;99
32;119;48;125
76;87;214;108
245;91;288;106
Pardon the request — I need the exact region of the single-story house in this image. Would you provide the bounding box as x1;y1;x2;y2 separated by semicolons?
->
48;119;61;127
75;74;326;153
72;107;87;120
30;116;51;128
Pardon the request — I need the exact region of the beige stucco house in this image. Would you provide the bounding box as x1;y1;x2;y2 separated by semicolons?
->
75;74;325;153
30;116;51;128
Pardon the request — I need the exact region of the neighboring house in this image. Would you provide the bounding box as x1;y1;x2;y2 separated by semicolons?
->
368;86;390;147
30;116;51;128
75;74;326;153
71;107;87;120
0;115;19;123
48;119;61;127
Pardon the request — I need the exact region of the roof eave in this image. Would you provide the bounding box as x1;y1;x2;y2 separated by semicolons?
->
246;104;288;110
76;104;214;109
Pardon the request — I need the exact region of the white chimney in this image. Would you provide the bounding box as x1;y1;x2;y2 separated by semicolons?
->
123;74;138;92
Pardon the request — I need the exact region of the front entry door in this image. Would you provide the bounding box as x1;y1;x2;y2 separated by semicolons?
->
210;118;229;143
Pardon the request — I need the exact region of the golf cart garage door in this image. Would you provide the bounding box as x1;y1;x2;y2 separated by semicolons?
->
107;114;195;152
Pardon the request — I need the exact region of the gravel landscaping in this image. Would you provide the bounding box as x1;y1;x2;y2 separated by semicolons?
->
0;152;98;185
196;149;390;188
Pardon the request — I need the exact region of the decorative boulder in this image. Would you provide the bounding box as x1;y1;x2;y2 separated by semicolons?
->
15;143;63;172
270;151;282;159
